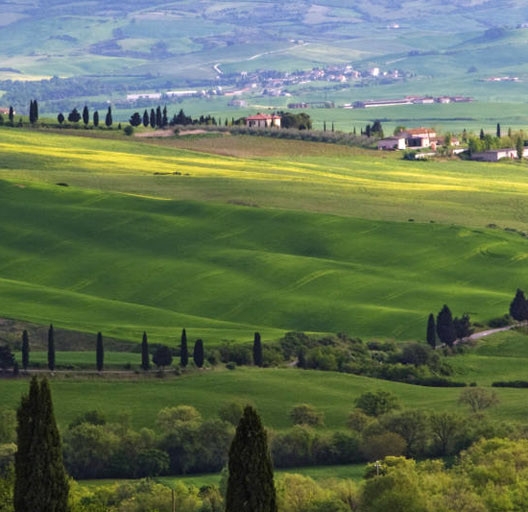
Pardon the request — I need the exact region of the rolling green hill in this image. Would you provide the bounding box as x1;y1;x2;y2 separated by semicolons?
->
1;128;528;344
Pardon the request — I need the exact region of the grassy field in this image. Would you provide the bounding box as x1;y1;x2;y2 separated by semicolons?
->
2;127;528;344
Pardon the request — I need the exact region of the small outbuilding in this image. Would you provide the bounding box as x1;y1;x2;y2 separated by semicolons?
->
245;113;281;128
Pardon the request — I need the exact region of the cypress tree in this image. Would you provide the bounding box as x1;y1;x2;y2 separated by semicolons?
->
105;106;113;128
14;377;69;511
21;329;29;371
496;122;501;138
143;109;149;127
57;112;65;125
253;332;263;367
82;105;89;126
193;338;204;368
225;406;277;512
141;331;150;371
180;328;188;367
47;324;55;371
8;106;14;123
150;108;156;128
509;288;528;322
162;105;168;127
93;110;99;127
156;106;162;128
96;331;104;372
436;305;456;347
33;100;38;123
426;313;436;349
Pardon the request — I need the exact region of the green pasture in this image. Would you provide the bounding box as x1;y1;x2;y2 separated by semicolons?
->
449;329;528;386
2;128;528;342
2;367;528;434
28;351;140;369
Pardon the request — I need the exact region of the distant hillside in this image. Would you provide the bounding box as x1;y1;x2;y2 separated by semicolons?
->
2;0;528;105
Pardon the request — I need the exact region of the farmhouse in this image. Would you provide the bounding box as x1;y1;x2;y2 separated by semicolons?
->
245;113;282;128
0;107;13;115
377;127;437;150
472;148;528;161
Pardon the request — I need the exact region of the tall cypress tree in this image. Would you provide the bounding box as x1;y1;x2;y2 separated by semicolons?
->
143;109;149;127
93;110;99;127
14;377;69;511
47;324;55;371
141;331;150;371
225;406;277;512
82;105;89;126
253;332;263;367
150;108;156;128
21;329;29;371
96;331;104;372
426;313;436;349
180;328;188;367
436;305;456;347
105;106;113;128
8;106;14;123
193;338;204;368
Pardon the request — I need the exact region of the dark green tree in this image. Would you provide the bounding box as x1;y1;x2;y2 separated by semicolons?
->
129;112;142;127
162;105;168;127
21;330;29;371
93;110;99;127
509;288;528;321
516;136;524;160
0;345;15;371
156;106;162;128
496;123;501;138
142;109;149;127
180;328;188;368
371;119;384;138
141;331;150;371
82;105;89;126
57;112;65;125
96;332;104;372
453;313;473;339
225;406;277;512
29;99;38;124
14;377;69;511
8;106;14;123
426;313;436;349
105;106;112;128
152;345;173;371
436;305;456;347
253;332;263;367
479;128;485;140
47;324;55;371
193;338;204;368
67;108;81;123
150;108;156;128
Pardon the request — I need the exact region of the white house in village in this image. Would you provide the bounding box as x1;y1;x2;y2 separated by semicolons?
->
245;113;281;128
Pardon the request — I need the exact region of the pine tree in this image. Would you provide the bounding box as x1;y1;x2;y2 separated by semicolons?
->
509;288;528;322
193;338;204;368
253;332;263;367
47;324;55;371
180;328;188;367
225;406;277;512
82;105;89;126
436;305;456;347
105;106;113;128
141;331;150;371
14;377;69;511
21;329;29;371
93;110;99;127
96;331;104;372
129;112;142;127
426;313;436;349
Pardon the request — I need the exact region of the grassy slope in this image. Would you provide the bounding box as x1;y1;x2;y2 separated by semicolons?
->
2;129;528;342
